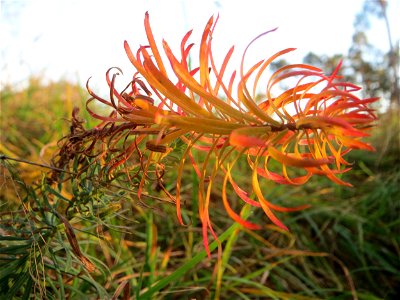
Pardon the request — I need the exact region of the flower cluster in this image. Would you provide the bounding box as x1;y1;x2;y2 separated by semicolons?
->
74;13;377;255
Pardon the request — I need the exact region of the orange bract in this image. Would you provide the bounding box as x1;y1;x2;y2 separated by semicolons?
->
84;12;377;256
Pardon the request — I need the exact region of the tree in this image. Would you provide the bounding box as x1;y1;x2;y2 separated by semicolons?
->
303;0;399;108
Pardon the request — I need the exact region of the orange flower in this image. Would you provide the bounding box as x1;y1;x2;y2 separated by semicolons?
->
84;13;377;256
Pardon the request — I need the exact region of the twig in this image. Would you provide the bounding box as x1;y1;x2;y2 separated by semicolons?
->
0;154;75;175
0;154;174;204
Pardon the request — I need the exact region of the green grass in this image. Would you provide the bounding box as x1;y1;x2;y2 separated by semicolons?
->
1;79;399;299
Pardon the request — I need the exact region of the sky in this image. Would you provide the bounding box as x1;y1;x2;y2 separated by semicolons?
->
1;0;399;93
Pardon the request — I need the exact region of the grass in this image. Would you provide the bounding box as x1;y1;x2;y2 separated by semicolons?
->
1;79;399;299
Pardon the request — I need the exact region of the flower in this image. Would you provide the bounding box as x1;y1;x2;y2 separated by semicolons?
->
81;12;377;256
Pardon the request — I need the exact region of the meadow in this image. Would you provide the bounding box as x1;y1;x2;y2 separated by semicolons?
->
0;74;400;299
0;70;399;300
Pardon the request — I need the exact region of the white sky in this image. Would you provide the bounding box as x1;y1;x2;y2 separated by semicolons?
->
1;0;399;93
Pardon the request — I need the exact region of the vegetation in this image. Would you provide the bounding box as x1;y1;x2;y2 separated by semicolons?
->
1;4;399;300
1;77;399;299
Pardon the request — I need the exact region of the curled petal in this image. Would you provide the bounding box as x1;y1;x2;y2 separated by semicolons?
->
251;163;288;231
229;126;271;148
268;146;332;168
223;166;261;229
